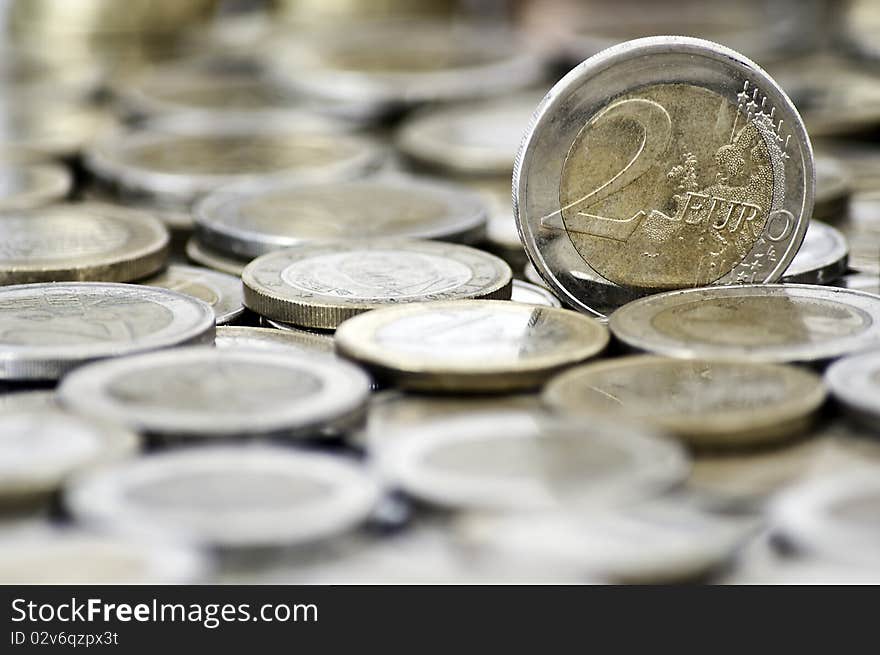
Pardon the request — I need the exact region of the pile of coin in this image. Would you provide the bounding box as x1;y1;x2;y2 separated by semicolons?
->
2;0;880;585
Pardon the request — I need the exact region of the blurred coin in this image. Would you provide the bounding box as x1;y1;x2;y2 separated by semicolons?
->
336;300;608;392
0;410;138;508
59;347;369;441
474;178;527;269
817;141;880;193
839;272;880;296
372;411;687;511
140;264;243;325
813;155;850;222
0;390;57;413
195;175;488;259
215;326;334;356
511;279;561;307
609;284;880;364
543;355;826;448
66;445;381;549
838;193;880;274
825;351;880;428
0;203;168;284
0;98;110;160
781;220;848;285
185;236;247;275
0;162;71;210
516;37;812;317
243;239;512;329
259;316;333;336
0;282;215;380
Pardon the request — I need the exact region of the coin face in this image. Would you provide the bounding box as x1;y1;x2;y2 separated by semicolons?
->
185;237;248;275
214;326;335;356
243;239;512;328
825;351;880;427
782;220;848;284
511;279;561;307
65;445;381;548
372;411;687;511
609;284;880;363
543;355;826;448
0;203;169;284
195;175;488;259
335;300;609;391
140;264;244;325
0;162;71;211
0;282;215;380
58;347;370;440
516;37;813;315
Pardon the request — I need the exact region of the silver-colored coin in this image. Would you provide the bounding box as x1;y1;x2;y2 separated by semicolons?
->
515;36;813;317
609;284;880;364
782;220;848;284
185;237;248;276
825;351;880;428
0;162;71;211
840;272;880;296
0;98;110;159
214;326;334;356
0;390;57;413
0;282;215;380
65;445;381;549
813;155;850;221
372;411;688;511
511;279;561;307
336;300;609;392
140;264;244;325
0;203;169;285
0;529;207;584
0;410;138;508
195;175;488;259
242;239;512;329
473;178;528;268
838;192;880;274
58;346;369;441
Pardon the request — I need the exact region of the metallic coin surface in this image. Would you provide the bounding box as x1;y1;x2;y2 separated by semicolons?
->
0;203;169;284
813;155;850;221
0;162;71;211
335;300;609;392
0;410;138;507
372;411;687;511
825;351;880;427
840;272;880;296
214;326;334;356
195;175;488;259
140;264;244;325
609;284;880;364
0;390;57;413
185;237;248;276
515;36;813;316
0;282;215;380
782;220;848;284
59;347;369;440
543;355;826;448
511;279;561;307
0;100;110;159
838;192;880;274
66;445;381;548
243;239;512;329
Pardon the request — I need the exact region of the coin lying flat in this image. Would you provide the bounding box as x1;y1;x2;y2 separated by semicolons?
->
515;36;812;316
840;272;880;296
195;175;488;259
337;300;609;392
59;347;370;441
0;203;169;284
825;351;880;428
0;98;110;159
372;411;687;511
782;220;848;284
609;284;880;364
243;239;512;329
0;410;138;508
838;192;880;274
0;162;71;211
140;264;244;325
0;390;57;413
0;282;215;380
543;355;826;449
474;178;528;269
511;279;561;307
214;326;334;356
813;155;850;221
66;445;381;549
186;236;248;275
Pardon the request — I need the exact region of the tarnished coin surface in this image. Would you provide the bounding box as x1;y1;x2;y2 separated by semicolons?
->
66;445;381;549
782;220;848;284
813;155;850;221
0;203;169;284
140;264;244;325
609;284;880;364
543;355;826;448
825;351;880;428
515;37;813;316
511;279;561;307
0;162;71;211
185;237;248;276
0;282;215;380
335;300;609;392
0;410;138;507
214;326;334;356
243;239;512;329
372;411;687;511
195;175;488;259
59;347;369;440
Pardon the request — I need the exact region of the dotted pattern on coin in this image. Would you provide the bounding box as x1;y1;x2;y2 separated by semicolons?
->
195;175;488;259
782;220;848;284
0;162;71;211
335;300;609;392
0;203;169;284
0;282;215;380
58;347;369;440
515;36;813;316
243;239;512;329
140;264;244;325
215;326;334;356
609;284;880;364
185;237;248;276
